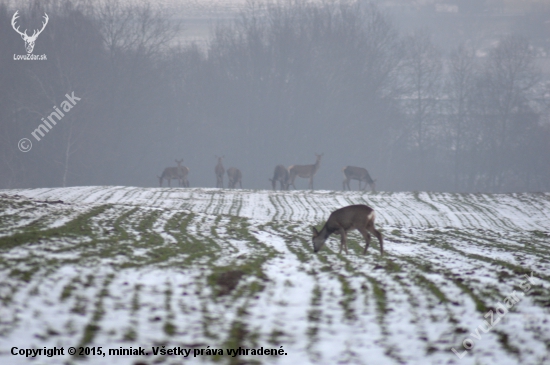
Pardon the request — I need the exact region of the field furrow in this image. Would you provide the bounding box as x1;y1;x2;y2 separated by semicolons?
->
0;187;549;365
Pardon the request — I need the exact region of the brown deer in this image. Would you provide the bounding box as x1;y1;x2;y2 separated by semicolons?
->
227;167;242;188
288;153;323;190
215;155;225;188
269;165;289;190
343;166;376;192
311;204;383;255
158;159;185;187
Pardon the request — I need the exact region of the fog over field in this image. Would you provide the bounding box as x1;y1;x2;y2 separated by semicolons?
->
0;188;549;365
1;2;550;365
1;0;549;192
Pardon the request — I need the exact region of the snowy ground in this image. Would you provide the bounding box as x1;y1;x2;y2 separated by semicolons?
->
0;187;549;365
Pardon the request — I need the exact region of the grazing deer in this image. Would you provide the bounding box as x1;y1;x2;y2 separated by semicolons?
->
343;166;376;192
269;165;289;190
215;155;225;188
288;153;323;190
311;204;383;255
158;159;185;187
227;167;242;188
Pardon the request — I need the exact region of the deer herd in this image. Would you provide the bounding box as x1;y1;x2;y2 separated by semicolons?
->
158;154;383;256
157;153;376;192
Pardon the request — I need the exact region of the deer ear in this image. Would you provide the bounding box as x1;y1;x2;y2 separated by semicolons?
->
311;227;319;237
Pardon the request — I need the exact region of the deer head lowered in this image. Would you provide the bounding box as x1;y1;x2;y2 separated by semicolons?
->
12;11;49;54
311;204;383;255
227;167;242;188
269;165;289;190
343;166;376;192
158;159;187;187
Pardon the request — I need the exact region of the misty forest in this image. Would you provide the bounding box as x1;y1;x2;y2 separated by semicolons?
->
2;2;550;365
1;0;549;193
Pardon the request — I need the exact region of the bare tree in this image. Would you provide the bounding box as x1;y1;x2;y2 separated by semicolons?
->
446;43;478;190
215;155;225;188
402;31;442;185
477;35;540;190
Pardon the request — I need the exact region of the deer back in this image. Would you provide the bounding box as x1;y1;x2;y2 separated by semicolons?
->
161;167;180;179
344;166;373;184
227;167;241;180
273;165;289;181
325;204;375;232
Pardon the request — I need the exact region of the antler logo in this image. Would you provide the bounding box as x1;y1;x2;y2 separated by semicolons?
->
11;11;49;54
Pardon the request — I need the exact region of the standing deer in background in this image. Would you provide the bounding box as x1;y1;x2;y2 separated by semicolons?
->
215;155;225;188
158;159;185;187
227;167;242;188
311;204;383;255
288;153;323;190
343;166;376;192
269;165;289;190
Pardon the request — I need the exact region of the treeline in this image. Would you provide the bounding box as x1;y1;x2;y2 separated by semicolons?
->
1;0;549;192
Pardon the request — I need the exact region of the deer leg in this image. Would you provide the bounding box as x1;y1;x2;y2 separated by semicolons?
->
357;227;371;254
289;176;296;189
337;228;348;254
367;222;384;255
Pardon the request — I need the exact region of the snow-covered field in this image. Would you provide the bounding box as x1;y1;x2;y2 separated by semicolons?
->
0;187;549;365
